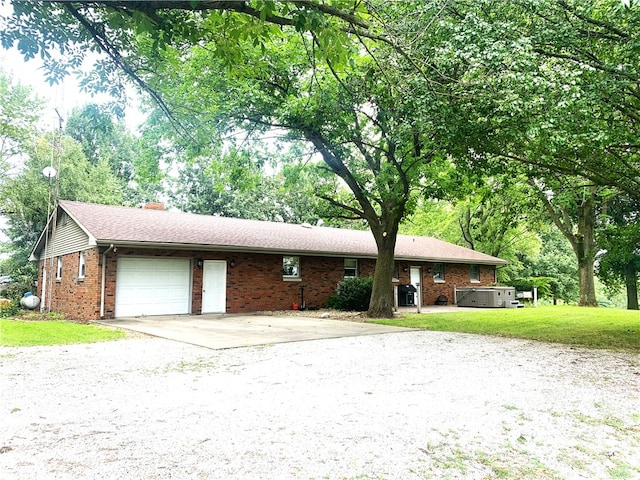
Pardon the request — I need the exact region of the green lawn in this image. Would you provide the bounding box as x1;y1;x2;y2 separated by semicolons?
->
374;306;640;352
0;319;126;347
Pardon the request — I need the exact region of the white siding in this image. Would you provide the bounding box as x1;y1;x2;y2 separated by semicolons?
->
42;212;92;259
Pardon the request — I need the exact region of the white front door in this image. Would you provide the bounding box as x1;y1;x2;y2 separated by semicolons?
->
202;260;226;313
410;266;422;307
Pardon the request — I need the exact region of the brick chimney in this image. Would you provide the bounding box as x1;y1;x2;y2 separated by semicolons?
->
143;202;165;210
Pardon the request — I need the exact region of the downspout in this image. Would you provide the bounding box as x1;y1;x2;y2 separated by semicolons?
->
100;244;114;319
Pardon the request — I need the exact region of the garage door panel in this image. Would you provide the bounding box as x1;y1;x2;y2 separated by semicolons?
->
116;258;191;317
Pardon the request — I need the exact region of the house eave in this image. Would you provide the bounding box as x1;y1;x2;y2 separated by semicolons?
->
95;240;507;265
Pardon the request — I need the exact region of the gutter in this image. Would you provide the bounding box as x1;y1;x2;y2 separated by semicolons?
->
100;244;115;319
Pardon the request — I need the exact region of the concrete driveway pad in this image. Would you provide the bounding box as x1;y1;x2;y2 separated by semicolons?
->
99;314;412;349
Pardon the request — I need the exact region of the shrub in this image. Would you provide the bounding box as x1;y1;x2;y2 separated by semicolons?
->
0;300;21;318
508;277;555;298
327;276;373;311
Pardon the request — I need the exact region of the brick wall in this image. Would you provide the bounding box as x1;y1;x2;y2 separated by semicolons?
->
38;247;102;321
108;249;377;314
391;262;496;306
42;247;497;320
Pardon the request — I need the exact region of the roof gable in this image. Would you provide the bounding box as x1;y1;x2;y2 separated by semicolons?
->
40;200;507;265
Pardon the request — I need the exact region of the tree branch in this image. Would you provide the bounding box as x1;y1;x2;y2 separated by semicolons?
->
63;3;193;139
57;0;370;29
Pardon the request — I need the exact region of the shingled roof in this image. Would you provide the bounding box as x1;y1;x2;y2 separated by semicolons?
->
38;200;507;265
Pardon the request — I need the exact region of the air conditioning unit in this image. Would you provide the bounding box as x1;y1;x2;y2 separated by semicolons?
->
456;287;516;308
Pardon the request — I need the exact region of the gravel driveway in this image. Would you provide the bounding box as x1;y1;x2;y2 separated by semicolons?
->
1;331;639;479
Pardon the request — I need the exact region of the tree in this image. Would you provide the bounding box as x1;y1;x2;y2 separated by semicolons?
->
65;103;170;205
170;142;333;224
411;1;639;307
145;31;451;317
452;177;542;260
0;131;124;296
597;193;640;310
430;1;640;202
529;177;609;306
401;172;544;284
0;69;43;176
518;226;579;305
0;0;371;121
16;0;638;317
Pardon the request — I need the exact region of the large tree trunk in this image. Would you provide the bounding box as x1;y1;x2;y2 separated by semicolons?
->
368;223;398;318
534;181;598;307
578;257;598;307
624;262;639;310
575;186;598;306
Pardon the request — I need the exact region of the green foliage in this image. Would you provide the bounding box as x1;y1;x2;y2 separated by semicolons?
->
0;68;43;171
327;276;373;311
507;277;555;299
1;1;367;98
169;140;332;224
596;193;640;309
0;127;125;295
6;0;640;317
132;9;459;317
0;300;20;318
0;319;126;346
375;306;640;352
403;173;544;272
429;1;640;201
517;227;579;304
0;134;124;250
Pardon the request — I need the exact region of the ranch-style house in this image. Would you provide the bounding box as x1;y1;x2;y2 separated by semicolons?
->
29;200;508;320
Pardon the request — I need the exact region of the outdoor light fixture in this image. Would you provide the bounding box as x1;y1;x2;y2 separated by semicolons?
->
402;264;408;272
229;259;236;268
196;259;203;269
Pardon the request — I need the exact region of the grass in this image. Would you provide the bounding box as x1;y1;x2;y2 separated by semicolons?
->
0;319;126;346
374;306;640;352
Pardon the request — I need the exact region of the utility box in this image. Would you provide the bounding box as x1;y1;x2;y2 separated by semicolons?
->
455;287;516;308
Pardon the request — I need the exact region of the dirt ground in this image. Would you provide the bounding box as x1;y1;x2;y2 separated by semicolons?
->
1;329;639;479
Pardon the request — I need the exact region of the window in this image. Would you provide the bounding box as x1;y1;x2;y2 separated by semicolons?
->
283;256;300;279
56;257;63;280
470;264;480;282
78;251;86;279
344;259;358;278
433;262;445;282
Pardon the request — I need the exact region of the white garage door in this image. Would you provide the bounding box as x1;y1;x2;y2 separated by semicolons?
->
116;257;191;317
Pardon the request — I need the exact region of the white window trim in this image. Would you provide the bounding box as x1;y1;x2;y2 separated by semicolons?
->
470;264;481;283
56;257;63;281
78;251;86;280
282;256;301;280
433;263;445;283
344;258;358;278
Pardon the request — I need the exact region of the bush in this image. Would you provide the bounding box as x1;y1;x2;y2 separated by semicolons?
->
326;276;373;311
0;299;21;318
508;277;556;298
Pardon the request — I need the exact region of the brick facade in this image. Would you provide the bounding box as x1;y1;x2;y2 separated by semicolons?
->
40;247;497;321
38;247;102;321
